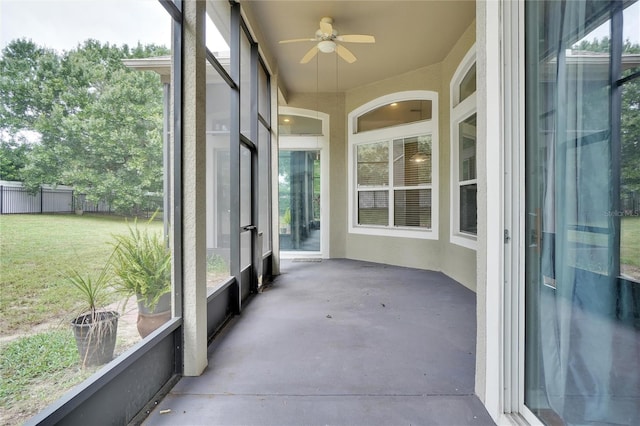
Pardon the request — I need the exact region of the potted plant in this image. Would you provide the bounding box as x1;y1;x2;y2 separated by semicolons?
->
111;219;171;338
66;259;119;368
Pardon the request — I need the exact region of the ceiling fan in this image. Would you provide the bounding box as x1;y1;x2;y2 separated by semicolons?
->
279;17;375;64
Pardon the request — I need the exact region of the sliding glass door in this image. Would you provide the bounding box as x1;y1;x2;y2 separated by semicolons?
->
278;150;321;252
525;1;640;424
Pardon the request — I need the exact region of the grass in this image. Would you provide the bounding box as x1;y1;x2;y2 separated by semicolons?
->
1;329;79;402
566;216;639;276
206;253;231;290
0;213;162;425
621;216;640;268
0;329;97;425
0;214;162;335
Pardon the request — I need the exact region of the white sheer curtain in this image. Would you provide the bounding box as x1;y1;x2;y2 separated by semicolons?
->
527;0;639;424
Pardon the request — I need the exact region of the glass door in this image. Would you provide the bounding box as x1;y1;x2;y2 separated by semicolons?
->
524;1;640;424
278;150;321;253
240;142;257;298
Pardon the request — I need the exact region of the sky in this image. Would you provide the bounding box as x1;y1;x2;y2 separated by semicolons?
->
0;0;174;53
0;0;637;55
583;0;640;45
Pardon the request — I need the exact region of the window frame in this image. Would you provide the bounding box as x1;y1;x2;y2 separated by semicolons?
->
450;45;478;249
348;91;439;240
278;107;331;259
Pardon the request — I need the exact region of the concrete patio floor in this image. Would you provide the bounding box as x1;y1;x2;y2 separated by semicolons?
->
143;259;495;425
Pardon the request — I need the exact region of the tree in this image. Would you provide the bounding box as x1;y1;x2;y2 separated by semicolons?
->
572;37;640;202
0;139;31;181
0;39;169;213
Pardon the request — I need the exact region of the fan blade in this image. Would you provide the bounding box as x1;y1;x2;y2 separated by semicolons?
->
320;20;333;36
336;34;376;43
300;46;319;64
336;44;357;63
279;38;316;44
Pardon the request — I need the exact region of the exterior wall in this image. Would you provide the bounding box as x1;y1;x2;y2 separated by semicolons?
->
337;21;477;288
344;63;443;272
439;21;477;289
282;92;347;259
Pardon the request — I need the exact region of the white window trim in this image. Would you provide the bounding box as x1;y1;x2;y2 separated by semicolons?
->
450;45;478;250
489;1;540;424
348;91;439;240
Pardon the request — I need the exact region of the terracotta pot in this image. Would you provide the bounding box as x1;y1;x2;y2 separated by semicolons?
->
137;310;171;338
136;293;171;338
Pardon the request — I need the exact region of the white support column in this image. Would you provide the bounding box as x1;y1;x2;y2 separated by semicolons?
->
476;0;504;422
182;0;208;376
271;78;281;275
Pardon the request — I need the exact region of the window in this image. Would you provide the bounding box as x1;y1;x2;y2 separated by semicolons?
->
205;1;232;290
356;99;432;132
348;91;438;239
240;27;252;138
278;115;322;135
258;61;272;255
458;63;476;104
205;61;231;291
450;45;477;249
0;0;173;419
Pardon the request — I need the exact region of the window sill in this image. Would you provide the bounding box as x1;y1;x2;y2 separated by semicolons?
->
349;225;438;240
450;233;477;250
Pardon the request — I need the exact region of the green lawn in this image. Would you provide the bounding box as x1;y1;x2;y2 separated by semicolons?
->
0;214;163;425
0;214;162;335
622;216;640;268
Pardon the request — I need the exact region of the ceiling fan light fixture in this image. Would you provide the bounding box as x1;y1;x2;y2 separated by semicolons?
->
318;40;336;53
410;152;430;163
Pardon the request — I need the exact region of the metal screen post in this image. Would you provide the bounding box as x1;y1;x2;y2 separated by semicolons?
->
256;231;263;288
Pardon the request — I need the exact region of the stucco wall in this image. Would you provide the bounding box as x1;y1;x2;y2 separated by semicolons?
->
439;21;477;290
343;21;477;288
343;63;443;272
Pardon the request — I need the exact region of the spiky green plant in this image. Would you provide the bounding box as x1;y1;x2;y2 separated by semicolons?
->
64;257;118;368
65;258;113;320
111;219;171;311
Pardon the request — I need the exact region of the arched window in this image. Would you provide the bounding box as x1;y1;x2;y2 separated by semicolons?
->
450;45;477;249
348;91;438;239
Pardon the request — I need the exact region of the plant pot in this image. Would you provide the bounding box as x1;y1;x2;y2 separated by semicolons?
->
136;292;171;315
137;310;171;338
136;293;171;338
71;310;119;367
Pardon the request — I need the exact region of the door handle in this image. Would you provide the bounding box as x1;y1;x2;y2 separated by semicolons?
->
243;225;257;231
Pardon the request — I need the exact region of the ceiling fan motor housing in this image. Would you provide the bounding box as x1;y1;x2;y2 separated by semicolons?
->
315;29;338;40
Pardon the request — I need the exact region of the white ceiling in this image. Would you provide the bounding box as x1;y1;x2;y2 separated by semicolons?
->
241;1;476;97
